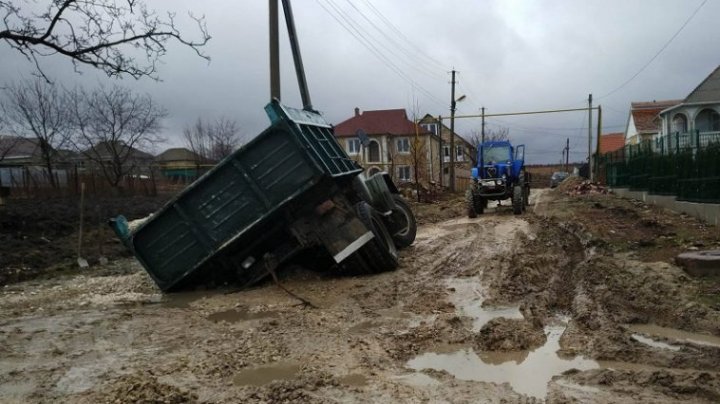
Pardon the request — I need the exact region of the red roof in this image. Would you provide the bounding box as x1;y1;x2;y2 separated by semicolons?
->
600;132;625;154
334;108;428;137
630;100;681;134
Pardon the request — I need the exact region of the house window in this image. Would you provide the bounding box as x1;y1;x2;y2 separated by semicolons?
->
396;137;410;154
347;138;361;155
367;140;380;163
671;114;688;134
696;109;720;132
398;166;411;181
421;123;438;135
456;145;464;162
443;145;450;162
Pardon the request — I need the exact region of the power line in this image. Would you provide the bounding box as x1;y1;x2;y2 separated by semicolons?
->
360;0;447;71
315;0;446;108
597;0;708;100
342;0;446;81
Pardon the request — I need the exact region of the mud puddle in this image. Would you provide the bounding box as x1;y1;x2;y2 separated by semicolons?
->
627;324;720;348
631;334;681;351
233;363;302;386
338;373;369;386
406;324;598;399
447;277;523;331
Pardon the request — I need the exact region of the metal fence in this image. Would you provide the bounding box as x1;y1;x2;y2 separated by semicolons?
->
603;130;720;203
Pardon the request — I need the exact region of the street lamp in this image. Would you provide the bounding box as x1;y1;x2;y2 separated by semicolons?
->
449;92;466;192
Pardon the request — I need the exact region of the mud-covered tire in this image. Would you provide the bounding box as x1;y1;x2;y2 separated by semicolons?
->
465;189;477;218
388;194;417;248
474;195;485;214
355;202;399;273
512;185;523;215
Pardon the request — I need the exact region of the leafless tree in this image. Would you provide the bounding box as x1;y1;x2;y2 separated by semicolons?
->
0;0;210;81
409;132;428;202
1;78;70;187
465;127;510;164
69;84;166;189
183;117;243;165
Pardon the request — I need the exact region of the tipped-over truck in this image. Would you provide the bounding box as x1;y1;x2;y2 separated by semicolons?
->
466;140;530;217
109;0;417;292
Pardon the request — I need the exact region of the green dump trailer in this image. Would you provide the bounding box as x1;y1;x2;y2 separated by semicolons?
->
110;100;417;292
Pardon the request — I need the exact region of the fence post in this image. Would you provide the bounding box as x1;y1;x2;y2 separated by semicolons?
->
676;132;680;154
696;129;701;149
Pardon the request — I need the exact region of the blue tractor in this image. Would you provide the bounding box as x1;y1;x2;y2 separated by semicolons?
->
466;140;530;217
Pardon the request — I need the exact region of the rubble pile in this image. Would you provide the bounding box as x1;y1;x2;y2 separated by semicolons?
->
565;180;608;196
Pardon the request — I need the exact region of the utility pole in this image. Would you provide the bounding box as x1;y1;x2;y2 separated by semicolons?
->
481;106;486;143
269;0;280;100
587;93;593;180
565;138;569;172
438;115;443;187
449;69;457;192
595;105;602;182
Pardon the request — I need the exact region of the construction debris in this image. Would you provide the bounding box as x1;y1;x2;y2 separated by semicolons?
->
563;179;608;196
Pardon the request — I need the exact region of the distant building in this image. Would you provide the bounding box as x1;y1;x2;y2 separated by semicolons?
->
659;65;720;141
334;107;440;184
155;147;210;181
599;132;625;154
0;135;69;187
624;99;681;145
417;114;475;187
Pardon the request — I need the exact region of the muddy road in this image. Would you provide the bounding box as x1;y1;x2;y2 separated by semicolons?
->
1;189;720;403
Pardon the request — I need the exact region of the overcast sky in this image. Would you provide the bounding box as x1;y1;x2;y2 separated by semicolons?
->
2;0;719;164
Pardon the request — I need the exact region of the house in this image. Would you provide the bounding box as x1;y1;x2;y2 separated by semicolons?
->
599;132;625;154
659;65;720;142
0;135;69;187
155;147;211;181
417;114;476;187
334;108;440;184
624;99;682;145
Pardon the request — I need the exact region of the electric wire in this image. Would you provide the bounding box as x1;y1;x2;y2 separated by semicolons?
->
597;0;708;100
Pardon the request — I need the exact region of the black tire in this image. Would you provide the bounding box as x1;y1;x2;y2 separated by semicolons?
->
388;194;417;248
512;185;523;215
473;195;485;214
465;189;477;218
355;202;399;273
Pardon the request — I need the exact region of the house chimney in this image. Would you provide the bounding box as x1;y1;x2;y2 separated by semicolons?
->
354;107;360;117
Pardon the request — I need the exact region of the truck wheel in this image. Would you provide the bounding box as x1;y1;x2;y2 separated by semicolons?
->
465;189;477;218
473;195;485;214
355;202;399;273
389;194;417;248
512;185;523;215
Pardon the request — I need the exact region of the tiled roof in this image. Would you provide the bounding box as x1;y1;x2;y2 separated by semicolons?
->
600;132;625;154
0;136;40;159
684;65;720;103
334;108;429;137
630;99;681;134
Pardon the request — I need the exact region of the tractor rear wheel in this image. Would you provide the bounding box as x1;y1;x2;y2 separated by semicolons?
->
512;185;523;215
465;189;477;218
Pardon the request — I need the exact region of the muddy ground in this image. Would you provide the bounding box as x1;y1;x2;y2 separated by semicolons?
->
1;187;720;402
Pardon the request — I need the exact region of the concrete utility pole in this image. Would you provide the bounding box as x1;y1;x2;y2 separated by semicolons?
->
565;138;570;172
587;93;593;180
438;115;443;187
269;0;280;100
595;105;602;181
449;69;457;192
481;106;486;143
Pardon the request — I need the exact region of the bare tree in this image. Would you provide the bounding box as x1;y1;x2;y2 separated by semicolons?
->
0;0;210;81
465;127;510;164
1;79;69;187
409;132;427;202
69;85;166;189
183;116;243;165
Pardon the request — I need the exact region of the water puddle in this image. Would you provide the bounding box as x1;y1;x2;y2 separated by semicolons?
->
338;373;368;386
406;325;598;399
554;379;601;394
446;277;523;331
206;308;278;324
233;363;301;386
160;291;215;309
631;334;681;351
626;324;720;348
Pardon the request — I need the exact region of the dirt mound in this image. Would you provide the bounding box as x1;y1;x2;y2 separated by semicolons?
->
475;318;546;351
555;175;584;193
